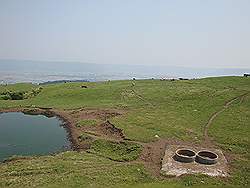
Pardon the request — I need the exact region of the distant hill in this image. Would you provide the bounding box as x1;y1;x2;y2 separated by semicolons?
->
0;59;249;83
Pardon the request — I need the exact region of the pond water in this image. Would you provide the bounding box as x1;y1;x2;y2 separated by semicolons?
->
0;112;70;162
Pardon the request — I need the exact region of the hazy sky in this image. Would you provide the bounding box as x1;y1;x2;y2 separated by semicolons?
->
0;0;249;68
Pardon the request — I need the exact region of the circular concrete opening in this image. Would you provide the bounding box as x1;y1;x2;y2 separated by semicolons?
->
174;149;196;163
196;150;218;165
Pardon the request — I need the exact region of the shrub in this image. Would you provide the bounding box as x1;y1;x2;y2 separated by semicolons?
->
8;91;25;100
0;95;10;100
0;87;42;100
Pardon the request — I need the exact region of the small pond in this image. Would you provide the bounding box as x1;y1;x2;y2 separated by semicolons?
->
0;112;70;162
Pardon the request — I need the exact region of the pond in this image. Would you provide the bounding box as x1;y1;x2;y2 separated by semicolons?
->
0;112;70;162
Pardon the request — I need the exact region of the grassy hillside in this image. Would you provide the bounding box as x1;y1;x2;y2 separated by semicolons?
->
0;76;249;187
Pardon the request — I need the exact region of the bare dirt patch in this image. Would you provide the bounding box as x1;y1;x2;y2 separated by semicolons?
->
77;120;126;142
134;139;167;177
131;139;191;177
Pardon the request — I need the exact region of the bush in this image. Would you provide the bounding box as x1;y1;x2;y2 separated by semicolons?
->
0;95;11;100
0;87;42;100
0;91;25;100
8;91;25;100
24;87;43;98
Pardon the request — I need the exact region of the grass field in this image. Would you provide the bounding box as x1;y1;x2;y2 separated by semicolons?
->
0;76;249;187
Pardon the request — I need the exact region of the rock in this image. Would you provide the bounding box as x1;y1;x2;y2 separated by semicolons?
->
154;134;160;138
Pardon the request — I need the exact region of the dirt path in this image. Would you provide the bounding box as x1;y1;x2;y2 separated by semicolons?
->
203;92;249;145
121;85;156;108
131;88;156;108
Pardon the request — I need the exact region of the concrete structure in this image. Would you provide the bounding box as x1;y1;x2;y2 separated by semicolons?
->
161;145;228;177
174;149;196;163
195;150;218;165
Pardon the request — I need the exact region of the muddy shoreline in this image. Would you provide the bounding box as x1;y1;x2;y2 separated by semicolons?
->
0;107;126;151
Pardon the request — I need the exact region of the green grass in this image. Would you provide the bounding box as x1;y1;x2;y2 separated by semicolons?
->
77;119;100;127
0;152;153;188
0;153;235;188
0;76;250;187
208;94;250;186
78;133;94;142
88;140;142;162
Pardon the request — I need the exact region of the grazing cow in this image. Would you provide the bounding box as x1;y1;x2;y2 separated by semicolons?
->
179;78;189;80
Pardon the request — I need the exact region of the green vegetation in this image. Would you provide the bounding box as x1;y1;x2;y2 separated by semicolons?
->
0;76;250;187
88;140;142;162
0;152;153;188
78;133;93;142
0;86;42;100
77;119;100;127
208;94;250;186
0;91;25;100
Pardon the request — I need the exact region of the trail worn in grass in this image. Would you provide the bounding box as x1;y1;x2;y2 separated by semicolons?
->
0;76;250;187
203;92;250;145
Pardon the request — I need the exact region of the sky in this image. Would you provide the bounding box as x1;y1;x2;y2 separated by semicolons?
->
0;0;249;68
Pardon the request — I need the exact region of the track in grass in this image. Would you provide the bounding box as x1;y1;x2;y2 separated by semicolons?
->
203;92;249;145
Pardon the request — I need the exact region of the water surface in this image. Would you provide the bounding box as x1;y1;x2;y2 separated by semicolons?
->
0;112;70;161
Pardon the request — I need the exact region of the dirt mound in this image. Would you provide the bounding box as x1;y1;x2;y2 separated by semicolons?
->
99;120;125;139
50;108;126;150
78;120;126;141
